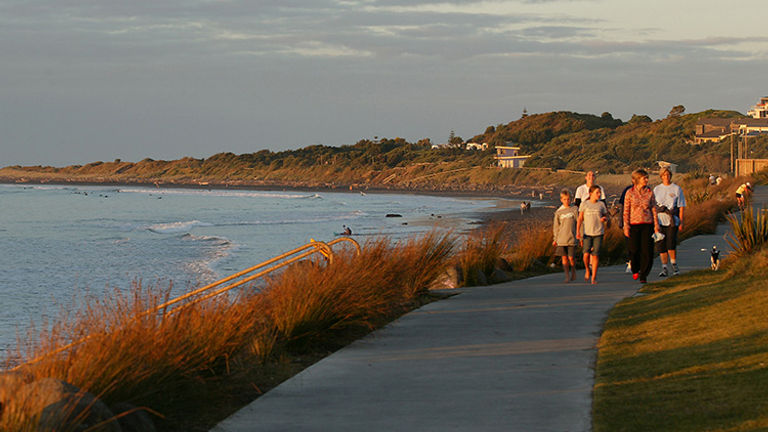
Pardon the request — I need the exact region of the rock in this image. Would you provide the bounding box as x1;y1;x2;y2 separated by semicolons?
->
0;370;34;405
111;403;156;432
430;265;463;290
11;378;121;432
496;257;512;271
0;370;34;423
39;394;121;432
490;267;513;284
385;213;402;217
474;269;488;286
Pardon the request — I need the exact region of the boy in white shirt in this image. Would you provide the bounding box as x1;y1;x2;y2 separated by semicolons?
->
553;189;578;282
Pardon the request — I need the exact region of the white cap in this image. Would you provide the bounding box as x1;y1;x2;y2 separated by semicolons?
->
747;182;752;187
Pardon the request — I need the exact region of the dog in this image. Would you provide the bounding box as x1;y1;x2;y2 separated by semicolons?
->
710;246;720;271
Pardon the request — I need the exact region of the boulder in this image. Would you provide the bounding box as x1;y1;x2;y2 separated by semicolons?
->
0;370;34;407
490;268;513;284
495;257;512;271
10;378;121;432
111;403;156;432
429;265;463;290
474;269;488;286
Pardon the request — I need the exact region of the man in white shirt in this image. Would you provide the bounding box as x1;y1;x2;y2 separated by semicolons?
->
574;171;606;207
654;167;686;276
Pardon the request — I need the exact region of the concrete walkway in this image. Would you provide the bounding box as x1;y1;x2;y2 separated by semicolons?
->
213;188;764;432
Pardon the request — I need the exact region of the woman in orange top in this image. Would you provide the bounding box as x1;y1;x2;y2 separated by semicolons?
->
622;169;660;283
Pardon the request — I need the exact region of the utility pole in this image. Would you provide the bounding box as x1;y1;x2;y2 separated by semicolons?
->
730;132;735;175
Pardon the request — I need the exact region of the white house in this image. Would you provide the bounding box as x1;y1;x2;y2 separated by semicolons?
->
747;96;768;119
466;142;488;151
494;145;531;168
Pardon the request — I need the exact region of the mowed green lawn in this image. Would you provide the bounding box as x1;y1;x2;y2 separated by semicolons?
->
593;249;768;432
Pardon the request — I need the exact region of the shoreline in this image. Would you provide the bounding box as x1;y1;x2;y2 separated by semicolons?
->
0;177;565;201
0;177;562;234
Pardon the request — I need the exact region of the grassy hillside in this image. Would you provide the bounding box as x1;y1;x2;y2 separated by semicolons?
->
0;109;754;192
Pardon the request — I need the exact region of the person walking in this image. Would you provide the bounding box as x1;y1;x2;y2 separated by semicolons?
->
623;169;660;283
654;167;686;277
553;189;578;282
574;171;606;207
577;185;610;284
617;183;633;273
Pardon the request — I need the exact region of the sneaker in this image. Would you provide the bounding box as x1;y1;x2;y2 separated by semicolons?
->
672;263;679;275
632;273;639;280
659;268;668;277
640;279;647;284
625;262;632;273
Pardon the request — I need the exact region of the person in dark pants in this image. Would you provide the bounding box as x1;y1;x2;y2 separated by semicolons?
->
617;183;633;273
622;169;660;283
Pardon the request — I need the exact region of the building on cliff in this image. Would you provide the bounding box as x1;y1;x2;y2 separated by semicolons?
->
747;96;768;119
494;145;531;168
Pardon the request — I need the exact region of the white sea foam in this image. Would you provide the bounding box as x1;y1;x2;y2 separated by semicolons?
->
220;212;367;227
181;233;231;245
117;187;316;199
146;220;213;234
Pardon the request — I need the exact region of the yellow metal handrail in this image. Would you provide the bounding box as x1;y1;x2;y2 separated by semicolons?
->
13;236;360;370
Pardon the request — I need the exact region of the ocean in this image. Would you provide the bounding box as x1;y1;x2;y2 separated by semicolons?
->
0;183;523;354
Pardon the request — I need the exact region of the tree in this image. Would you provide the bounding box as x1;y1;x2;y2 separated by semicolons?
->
448;130;463;146
416;138;433;147
667;105;685;118
629;114;652;123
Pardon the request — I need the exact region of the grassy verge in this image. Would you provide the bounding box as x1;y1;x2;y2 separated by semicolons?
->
593;248;768;431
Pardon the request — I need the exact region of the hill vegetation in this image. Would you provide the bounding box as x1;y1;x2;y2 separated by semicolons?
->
1;108;761;193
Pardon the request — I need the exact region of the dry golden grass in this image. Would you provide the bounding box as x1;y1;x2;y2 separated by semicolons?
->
2;232;456;430
456;223;510;284
504;220;555;272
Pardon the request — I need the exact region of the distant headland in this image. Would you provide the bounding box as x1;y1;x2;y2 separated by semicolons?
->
2;108;764;195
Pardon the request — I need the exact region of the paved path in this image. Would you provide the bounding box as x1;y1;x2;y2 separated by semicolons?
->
213;187;765;432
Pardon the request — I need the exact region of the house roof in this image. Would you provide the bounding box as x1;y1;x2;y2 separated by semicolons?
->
734;118;768;127
696;130;731;138
697;118;735;127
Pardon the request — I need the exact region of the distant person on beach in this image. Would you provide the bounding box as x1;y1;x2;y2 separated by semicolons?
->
736;182;752;210
654;167;686;277
574;171;606;207
709;174;716;185
553;189;578;282
623;169;660;284
617;183;633;273
577;185;610;284
520;201;527;215
342;225;352;236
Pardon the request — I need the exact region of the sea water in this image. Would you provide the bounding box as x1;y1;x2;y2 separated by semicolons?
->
0;183;519;353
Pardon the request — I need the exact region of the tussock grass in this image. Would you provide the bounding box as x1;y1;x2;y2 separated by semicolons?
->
593;240;768;431
3;232;455;431
457;223;510;284
727;205;768;255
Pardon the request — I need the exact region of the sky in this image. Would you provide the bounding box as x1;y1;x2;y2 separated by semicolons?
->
1;0;767;166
